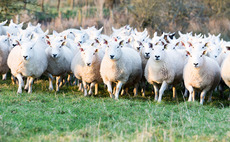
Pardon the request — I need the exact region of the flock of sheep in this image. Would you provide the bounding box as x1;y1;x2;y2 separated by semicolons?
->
0;19;230;105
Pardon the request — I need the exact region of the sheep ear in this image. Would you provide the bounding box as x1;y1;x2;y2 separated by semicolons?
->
188;42;193;47
95;48;98;53
104;39;108;45
61;41;66;46
79;48;84;52
202;50;207;55
19;22;24;28
46;35;50;39
181;41;185;47
7;32;11;38
204;42;209;47
119;40;124;46
63;36;67;40
16;40;21;46
77;42;81;47
95;39;100;44
149;43;153;48
91;42;95;46
44;29;49;35
137;41;143;46
46;40;51;46
186;50;191;56
164;44;167;49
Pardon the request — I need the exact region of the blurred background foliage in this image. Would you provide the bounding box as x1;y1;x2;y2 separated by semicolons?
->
0;0;230;39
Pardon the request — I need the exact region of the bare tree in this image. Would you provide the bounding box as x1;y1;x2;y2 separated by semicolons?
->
57;0;61;13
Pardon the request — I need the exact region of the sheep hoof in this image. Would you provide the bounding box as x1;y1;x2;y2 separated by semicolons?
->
17;90;22;94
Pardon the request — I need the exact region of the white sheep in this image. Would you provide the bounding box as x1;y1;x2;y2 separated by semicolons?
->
100;40;142;99
71;41;104;96
0;35;11;80
145;44;185;102
220;49;230;100
45;40;74;91
7;40;48;93
183;43;221;104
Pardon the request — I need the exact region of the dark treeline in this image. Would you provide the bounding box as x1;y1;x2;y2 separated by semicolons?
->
0;0;230;39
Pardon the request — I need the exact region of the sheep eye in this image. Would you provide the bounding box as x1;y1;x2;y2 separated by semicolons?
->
5;39;7;41
30;47;32;49
93;53;95;55
162;48;164;51
59;46;62;48
117;46;119;48
200;55;202;57
15;26;17;28
19;39;22;41
60;40;63;42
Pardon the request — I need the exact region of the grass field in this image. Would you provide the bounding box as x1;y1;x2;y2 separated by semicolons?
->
0;77;230;142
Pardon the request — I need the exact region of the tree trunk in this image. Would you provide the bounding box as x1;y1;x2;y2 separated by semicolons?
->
71;0;75;10
41;0;45;12
57;0;61;13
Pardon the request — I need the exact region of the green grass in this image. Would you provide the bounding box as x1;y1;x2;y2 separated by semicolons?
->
0;78;229;142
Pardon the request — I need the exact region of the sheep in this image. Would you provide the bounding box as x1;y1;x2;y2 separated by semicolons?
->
100;40;142;99
45;40;74;91
144;43;185;102
220;47;230;101
7;39;48;93
183;43;221;104
0;35;11;80
71;41;104;96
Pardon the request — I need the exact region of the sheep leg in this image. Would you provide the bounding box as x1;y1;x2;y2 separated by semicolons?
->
11;75;17;85
184;89;188;97
141;80;146;97
121;89;125;96
88;82;96;95
28;77;34;93
114;81;123;100
113;86;116;94
172;86;177;100
153;84;159;101
16;74;24;94
133;83;139;97
48;74;54;91
95;83;98;95
24;77;30;91
208;91;213;102
56;76;62;92
192;91;195;102
106;81;114;98
82;81;88;96
188;86;194;102
2;73;7;80
158;81;168;102
200;90;207;105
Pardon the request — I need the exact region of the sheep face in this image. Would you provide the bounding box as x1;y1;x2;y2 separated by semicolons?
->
151;45;166;61
8;34;22;49
106;41;122;61
133;40;143;52
187;50;206;68
143;42;153;59
206;43;222;59
20;42;35;61
80;46;98;67
49;41;66;58
0;35;10;49
9;21;23;30
74;32;88;44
